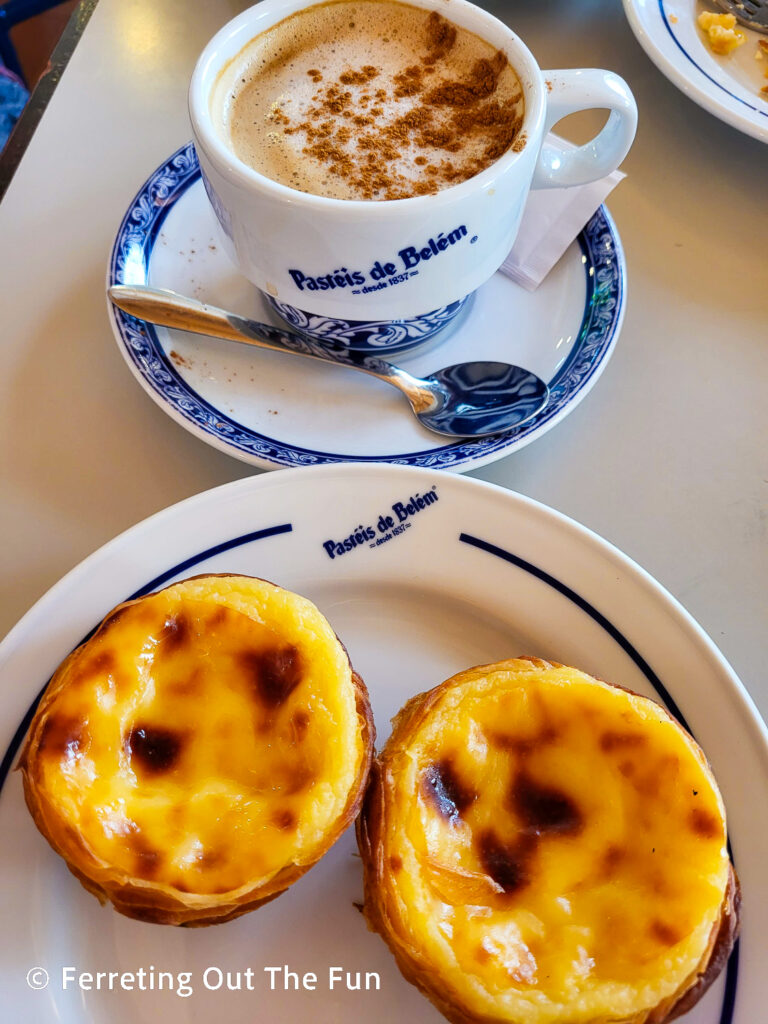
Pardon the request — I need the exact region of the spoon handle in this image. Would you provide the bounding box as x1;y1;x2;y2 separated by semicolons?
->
108;285;432;408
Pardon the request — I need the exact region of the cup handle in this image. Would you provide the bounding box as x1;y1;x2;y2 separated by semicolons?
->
532;69;637;189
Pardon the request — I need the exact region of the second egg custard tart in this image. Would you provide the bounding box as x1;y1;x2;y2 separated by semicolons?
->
358;657;739;1024
20;574;374;925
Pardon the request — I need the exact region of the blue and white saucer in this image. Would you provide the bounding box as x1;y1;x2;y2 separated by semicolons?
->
108;144;626;472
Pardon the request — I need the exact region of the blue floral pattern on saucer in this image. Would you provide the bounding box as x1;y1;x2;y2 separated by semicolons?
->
266;294;470;355
108;143;626;472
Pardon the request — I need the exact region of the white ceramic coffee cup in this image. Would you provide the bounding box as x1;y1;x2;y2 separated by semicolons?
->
190;0;637;352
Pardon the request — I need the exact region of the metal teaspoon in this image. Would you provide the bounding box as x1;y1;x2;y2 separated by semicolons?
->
108;285;549;439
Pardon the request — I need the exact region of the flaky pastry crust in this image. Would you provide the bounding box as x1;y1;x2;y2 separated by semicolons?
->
358;657;739;1024
20;574;374;925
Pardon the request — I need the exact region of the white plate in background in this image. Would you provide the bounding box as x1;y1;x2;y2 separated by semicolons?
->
623;0;768;142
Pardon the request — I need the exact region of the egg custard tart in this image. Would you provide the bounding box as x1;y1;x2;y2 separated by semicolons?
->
20;574;374;926
358;657;739;1024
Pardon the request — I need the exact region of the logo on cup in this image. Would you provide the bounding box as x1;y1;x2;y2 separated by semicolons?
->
288;224;470;297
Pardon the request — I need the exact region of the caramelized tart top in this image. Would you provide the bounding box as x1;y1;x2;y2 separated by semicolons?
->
374;658;731;1022
22;575;368;897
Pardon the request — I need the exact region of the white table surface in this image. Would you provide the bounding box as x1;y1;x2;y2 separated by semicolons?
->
0;0;766;730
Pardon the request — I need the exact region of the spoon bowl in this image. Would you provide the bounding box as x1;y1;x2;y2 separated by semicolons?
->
420;362;550;436
108;286;549;438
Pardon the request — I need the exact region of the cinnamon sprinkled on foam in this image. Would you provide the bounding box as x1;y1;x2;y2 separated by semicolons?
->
215;1;524;200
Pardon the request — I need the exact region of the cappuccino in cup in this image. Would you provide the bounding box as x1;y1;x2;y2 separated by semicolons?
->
211;0;525;200
191;0;636;349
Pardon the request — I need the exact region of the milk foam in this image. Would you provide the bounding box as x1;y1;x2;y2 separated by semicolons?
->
211;0;524;200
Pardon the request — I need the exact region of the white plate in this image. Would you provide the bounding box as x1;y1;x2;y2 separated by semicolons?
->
107;144;625;472
1;464;765;1024
623;0;768;143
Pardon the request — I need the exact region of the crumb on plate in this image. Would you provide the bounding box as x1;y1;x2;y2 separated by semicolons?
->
697;11;746;55
759;39;768;95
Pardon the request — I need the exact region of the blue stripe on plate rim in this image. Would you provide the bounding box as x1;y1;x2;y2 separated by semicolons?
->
0;524;738;1021
658;0;768;120
107;143;625;470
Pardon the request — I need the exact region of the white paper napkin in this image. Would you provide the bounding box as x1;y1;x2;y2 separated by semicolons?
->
499;134;625;291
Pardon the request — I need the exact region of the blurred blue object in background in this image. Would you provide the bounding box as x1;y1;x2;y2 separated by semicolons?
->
0;63;29;149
